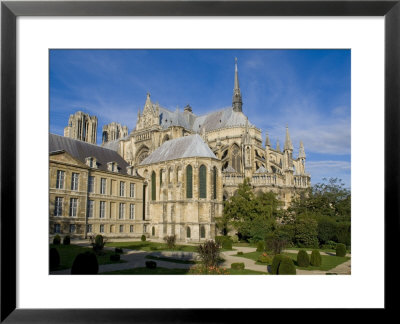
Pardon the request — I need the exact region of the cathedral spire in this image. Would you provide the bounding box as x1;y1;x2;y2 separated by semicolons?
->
284;125;293;151
276;139;281;152
298;140;306;158
232;57;243;112
265;131;271;147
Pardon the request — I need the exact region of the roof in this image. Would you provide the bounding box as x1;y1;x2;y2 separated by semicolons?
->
140;134;217;165
49;134;133;176
223;165;236;173
255;166;268;173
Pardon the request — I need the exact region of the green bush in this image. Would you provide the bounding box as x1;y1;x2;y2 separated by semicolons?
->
49;247;60;270
336;243;346;257
278;257;296;275
257;253;272;264
321;240;337;250
256;241;265;252
215;236;226;246
222;238;232;250
297;250;310;267
110;254;120;262
310;250;322;266
141;235;146;242
231;262;245;270
230;235;239;243
53;235;61;245
92;234;105;252
63;235;70;245
145;261;157;269
115;248;123;254
237;251;243;255
271;254;285;274
71;252;99;274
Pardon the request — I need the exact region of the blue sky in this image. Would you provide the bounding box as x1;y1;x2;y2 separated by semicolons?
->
49;49;351;188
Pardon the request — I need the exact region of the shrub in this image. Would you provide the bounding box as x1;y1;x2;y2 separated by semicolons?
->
278;257;296;275
163;235;176;250
222;238;233;250
197;240;221;268
141;235;146;242
294;216;319;248
271;254;285;274
231;262;245;270
321;240;337;250
265;232;288;255
110;254;120;262
90;234;106;253
256;241;265;252
230;235;239;243
189;265;228;275
336;243;346;257
49;247;60;270
215;236;226;246
145;261;157;269
237;251;243;255
63;235;70;245
257;252;272;264
95;234;103;247
297;250;310;267
53;235;61;245
115;248;123;254
71;252;98;274
310;250;322;266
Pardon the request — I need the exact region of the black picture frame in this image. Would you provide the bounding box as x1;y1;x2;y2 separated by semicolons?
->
1;0;398;322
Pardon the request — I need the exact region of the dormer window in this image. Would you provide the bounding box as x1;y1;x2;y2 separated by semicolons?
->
107;162;119;173
85;157;97;168
126;166;134;175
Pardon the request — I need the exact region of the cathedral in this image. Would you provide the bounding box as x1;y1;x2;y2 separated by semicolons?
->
57;59;310;242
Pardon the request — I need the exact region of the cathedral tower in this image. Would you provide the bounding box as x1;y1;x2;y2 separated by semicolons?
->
232;58;243;112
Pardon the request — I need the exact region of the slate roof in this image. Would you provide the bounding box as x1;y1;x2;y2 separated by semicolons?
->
223;165;236;173
49;133;133;176
140;134;217;165
255;166;268;173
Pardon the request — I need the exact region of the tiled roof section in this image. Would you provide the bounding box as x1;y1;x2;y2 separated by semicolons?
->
152;106;253;133
223;165;236;173
255;166;268;173
140;134;217;165
49;133;131;175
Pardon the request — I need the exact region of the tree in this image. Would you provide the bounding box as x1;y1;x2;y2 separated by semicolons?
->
223;178;281;241
293;215;319;248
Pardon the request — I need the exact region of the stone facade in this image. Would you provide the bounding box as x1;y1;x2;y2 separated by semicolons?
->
64;111;98;144
49;134;144;239
102;122;128;144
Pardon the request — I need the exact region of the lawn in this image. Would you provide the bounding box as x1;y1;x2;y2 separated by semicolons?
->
145;255;197;264
236;251;350;271
103;267;267;275
50;244;126;271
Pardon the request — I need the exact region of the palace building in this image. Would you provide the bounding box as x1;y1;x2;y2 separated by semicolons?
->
50;59;310;242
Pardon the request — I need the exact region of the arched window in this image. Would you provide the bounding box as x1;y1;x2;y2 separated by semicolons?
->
200;226;205;239
151;171;156;201
231;144;241;172
199;165;207;198
186;226;191;238
152;226;155;236
213;166;217;199
186;165;193;198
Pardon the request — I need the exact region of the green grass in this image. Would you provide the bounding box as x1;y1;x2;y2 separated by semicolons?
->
145;255;197;264
284;247;351;255
50;244;126;270
103;267;267;275
235;251;350;271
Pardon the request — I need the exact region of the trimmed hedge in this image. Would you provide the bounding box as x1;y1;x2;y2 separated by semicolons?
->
336;243;346;257
278;257;296;275
256;241;265;252
53;235;61;245
216;236;233;250
231;263;245;270
71;252;99;274
271;254;285;274
145;261;157;269
63;235;70;245
115;248;123;254
141;235;146;242
297;250;310;267
257;253;272;264
49;247;60;270
110;254;120;262
310;250;322;266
